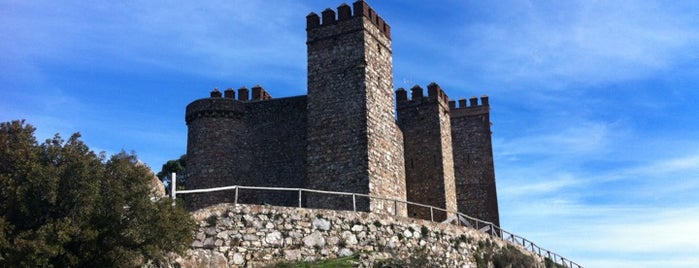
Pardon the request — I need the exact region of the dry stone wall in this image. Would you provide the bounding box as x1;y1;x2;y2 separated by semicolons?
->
162;204;545;268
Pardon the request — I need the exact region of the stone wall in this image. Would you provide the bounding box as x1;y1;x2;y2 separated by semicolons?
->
450;97;500;226
186;93;248;209
185;90;307;210
162;204;545;268
396;83;457;221
305;2;406;215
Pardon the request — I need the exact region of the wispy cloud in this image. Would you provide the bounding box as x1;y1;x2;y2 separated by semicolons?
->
497;120;614;158
0;1;311;84
392;0;699;92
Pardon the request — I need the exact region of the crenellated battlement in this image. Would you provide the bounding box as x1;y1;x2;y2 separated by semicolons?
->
185;89;245;124
184;86;275;124
396;82;450;109
448;96;489;109
448;95;490;117
306;1;391;39
235;85;273;101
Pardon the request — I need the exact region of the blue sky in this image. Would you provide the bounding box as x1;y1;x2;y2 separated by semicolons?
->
1;1;698;266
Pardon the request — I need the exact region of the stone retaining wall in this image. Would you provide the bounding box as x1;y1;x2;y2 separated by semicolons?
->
162;204;545;267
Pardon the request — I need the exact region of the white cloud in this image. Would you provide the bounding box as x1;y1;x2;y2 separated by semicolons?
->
399;0;699;91
0;1;310;81
496;120;614;158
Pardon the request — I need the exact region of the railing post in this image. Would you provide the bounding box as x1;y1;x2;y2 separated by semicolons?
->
430;207;434;222
170;172;176;206
352;194;356;212
394;200;398;216
298;189;302;208
234;186;239;205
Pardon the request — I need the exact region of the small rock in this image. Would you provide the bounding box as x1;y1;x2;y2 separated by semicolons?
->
205;227;217;236
211;252;227;267
289;231;303;239
303;231;326;247
203;237;215;248
351;224;364;232
216;231;228;239
265;222;275;229
342;231;358;245
191;240;204;248
338;248;353;257
327;236;340;246
368;224;377;232
196;232;206;241
403;229;413;238
313;218;331;231
284;249;301;261
232;253;245;265
243;234;258;241
265;231;283;246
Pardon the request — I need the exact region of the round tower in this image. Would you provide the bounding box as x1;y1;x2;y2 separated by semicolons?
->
185;88;249;209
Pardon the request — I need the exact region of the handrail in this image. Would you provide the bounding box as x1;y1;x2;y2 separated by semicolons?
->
170;173;582;268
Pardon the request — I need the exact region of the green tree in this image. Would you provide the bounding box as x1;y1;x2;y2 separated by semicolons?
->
0;120;195;267
156;154;187;195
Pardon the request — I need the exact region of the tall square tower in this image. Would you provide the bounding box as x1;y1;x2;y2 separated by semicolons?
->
305;1;406;215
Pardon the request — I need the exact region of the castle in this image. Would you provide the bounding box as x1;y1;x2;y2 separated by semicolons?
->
184;1;500;226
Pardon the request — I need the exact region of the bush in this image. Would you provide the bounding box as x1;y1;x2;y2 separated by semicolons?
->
0;120;196;267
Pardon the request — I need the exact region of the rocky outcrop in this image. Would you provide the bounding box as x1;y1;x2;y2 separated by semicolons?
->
160;204;545;268
149;174;166;198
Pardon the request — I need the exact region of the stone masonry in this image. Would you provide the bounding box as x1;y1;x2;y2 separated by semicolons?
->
450;97;500;226
185;0;500;226
396;84;457;222
161;204;546;268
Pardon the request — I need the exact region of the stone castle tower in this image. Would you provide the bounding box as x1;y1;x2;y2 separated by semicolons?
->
185;1;499;226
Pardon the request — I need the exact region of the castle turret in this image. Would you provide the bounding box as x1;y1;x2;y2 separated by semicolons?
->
450;95;500;226
186;84;307;210
305;1;406;215
397;83;457;221
185;88;249;209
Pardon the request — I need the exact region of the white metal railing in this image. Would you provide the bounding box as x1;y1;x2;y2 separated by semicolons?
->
170;173;582;268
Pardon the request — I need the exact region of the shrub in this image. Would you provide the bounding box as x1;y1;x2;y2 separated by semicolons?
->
0;120;196;267
206;215;218;227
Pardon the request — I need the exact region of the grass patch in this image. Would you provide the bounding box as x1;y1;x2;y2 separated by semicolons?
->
269;255;358;268
545;258;568;268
